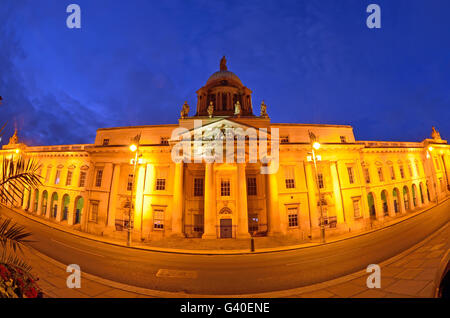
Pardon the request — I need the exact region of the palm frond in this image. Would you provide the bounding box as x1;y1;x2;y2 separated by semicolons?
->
0;249;33;273
0;217;33;253
0;155;42;205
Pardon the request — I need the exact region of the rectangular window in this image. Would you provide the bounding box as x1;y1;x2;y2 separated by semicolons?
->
340;136;347;143
79;171;87;187
399;166;405;179
153;209;165;230
54;169;61;185
287;207;299;227
347;167;354;184
363;167;370;184
317;173;324;189
156;179;166;190
390;166;396;180
247;177;257;195
377;167;384;182
285;166;295;189
102;138;110;146
155;168;167;190
353;200;361;218
127;174;134;191
66;170;73;186
90;201;99;223
160;137;169;145
280;136;289;144
221;179;231;196
194;178;204;197
95;169;103;187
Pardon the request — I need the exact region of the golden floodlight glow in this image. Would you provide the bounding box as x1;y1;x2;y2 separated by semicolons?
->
313;142;321;150
428;146;433;152
129;144;137;152
15;149;20;154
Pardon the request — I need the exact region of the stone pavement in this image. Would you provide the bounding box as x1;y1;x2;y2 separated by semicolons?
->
21;222;448;298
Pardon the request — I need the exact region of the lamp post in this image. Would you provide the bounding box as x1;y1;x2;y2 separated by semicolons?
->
308;130;325;243
128;143;139;246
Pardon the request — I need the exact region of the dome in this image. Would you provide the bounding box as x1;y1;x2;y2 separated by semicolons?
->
206;70;243;86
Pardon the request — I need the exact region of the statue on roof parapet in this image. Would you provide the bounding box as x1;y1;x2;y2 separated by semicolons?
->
431;126;442;141
260;100;269;118
207;101;214;118
220;56;227;71
180;101;189;119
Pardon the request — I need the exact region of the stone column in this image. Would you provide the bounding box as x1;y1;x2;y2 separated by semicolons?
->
265;162;282;236
305;163;319;229
375;194;384;222
36;190;43;216
171;162;184;236
56;198;63;222
236;163;250;238
388;191;396;218
202;163;217;239
133;164;146;237
29;189;36;213
22;188;30;211
67;198;76;226
106;164;121;229
330;162;344;224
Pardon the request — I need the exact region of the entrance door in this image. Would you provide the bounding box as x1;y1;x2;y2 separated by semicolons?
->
220;219;232;238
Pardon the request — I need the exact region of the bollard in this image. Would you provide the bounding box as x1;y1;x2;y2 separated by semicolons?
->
250;237;255;252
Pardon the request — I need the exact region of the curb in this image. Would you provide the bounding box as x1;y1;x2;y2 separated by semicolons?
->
28;222;449;298
5;197;449;256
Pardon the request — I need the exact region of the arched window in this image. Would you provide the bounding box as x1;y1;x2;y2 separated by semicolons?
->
367;192;376;218
403;186;409;211
62;194;70;221
393;188;400;213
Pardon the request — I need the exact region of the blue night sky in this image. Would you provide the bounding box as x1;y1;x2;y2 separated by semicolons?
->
1;0;449;146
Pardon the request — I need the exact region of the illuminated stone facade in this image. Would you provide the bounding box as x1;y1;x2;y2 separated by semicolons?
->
2;60;449;242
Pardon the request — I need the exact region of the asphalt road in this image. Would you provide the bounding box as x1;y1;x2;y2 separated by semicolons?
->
1;200;449;295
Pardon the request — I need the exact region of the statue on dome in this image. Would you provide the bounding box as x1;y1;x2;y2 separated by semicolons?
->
234;101;241;117
431;126;442;140
220;56;227;71
8;128;19;145
180;101;189;119
260;100;268;118
207;101;214;118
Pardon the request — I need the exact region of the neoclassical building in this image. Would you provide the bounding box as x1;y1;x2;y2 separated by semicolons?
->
1;58;449;242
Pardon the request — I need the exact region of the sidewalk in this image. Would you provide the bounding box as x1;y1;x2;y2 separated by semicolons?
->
9;197;449;255
22;221;449;298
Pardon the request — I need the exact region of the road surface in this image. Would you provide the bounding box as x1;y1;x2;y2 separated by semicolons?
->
0;200;448;295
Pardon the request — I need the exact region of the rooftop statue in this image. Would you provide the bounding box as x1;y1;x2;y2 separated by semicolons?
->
180;101;189;119
234;101;241;117
220;56;227;71
207;101;214;118
8;128;19;145
431;126;442;140
260;100;268;118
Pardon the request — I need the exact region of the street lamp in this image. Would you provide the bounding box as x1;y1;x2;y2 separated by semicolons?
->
308;131;325;243
128;143;139;246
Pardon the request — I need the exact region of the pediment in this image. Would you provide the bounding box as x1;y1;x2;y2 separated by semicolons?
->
171;118;271;141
